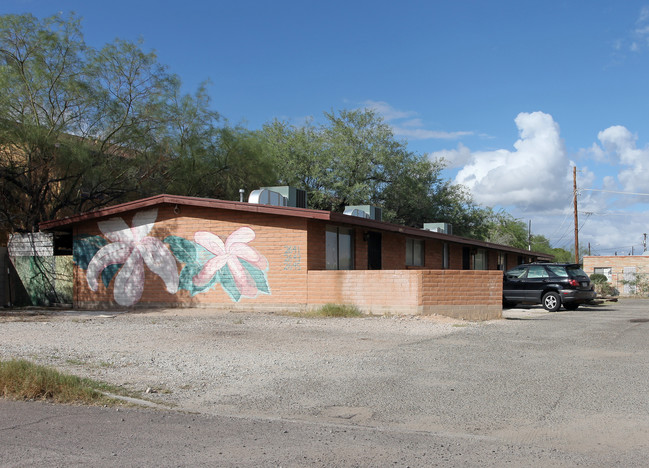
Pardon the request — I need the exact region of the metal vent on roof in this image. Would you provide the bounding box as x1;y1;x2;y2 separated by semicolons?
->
423;222;453;235
248;188;288;207
259;186;307;208
343;205;382;221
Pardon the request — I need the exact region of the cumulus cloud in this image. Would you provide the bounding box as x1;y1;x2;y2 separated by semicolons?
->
446;112;573;210
595;125;649;193
362;100;473;140
429;143;474;168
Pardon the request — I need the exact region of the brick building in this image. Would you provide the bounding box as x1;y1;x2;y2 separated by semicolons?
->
582;254;649;295
39;193;552;320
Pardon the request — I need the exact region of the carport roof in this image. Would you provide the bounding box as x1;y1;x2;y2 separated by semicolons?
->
39;193;553;260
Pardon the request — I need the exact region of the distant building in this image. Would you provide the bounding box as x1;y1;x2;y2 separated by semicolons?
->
583;254;649;295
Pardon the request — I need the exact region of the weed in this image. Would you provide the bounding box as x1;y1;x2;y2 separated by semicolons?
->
309;304;364;318
65;358;86;366
0;359;125;405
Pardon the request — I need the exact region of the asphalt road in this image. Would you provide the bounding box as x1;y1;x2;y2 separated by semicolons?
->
1;299;648;467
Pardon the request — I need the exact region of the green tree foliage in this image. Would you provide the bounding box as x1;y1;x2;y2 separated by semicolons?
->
160;86;276;200
0;13;171;231
0;13;275;235
260;109;492;237
485;211;530;249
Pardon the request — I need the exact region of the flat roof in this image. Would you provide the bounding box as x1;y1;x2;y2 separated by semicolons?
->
39;193;552;259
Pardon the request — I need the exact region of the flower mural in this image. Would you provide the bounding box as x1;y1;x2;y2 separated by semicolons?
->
164;227;270;302
73;209;271;305
193;227;269;298
84;209;179;306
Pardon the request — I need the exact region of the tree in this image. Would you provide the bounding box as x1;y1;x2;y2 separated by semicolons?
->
0;13;274;237
260;109;492;237
160;86;276;200
485;211;529;249
0;13;176;233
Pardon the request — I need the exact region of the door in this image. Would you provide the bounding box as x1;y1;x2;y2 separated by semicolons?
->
623;267;637;294
367;231;382;270
523;265;550;301
462;247;471;270
503;265;528;301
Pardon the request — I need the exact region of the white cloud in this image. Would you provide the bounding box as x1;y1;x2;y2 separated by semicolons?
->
361;100;473;141
391;127;473;140
448;111;572;210
429;143;474;168
363;100;417;121
631;6;649;51
595;125;649;193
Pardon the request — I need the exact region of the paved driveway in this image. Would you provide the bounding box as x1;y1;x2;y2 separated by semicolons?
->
1;299;648;466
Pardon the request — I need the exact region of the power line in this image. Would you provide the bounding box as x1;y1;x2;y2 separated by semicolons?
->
581;188;649;197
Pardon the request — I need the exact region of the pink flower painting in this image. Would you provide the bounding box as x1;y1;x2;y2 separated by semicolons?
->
86;209;179;306
193;227;268;298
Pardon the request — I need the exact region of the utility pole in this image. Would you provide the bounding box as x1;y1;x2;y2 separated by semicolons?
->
573;166;579;264
528;220;531;251
644;233;647;253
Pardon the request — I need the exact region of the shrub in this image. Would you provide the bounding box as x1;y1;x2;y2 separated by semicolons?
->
589;273;608;285
312;303;364;318
589;274;618;296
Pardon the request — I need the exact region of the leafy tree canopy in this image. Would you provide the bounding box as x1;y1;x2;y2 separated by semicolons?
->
0;13;274;234
259;109;492;237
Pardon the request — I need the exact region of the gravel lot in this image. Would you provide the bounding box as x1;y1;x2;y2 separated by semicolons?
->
2;301;648;466
0;308;467;420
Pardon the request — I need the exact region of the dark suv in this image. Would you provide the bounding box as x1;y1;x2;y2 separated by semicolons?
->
503;263;596;311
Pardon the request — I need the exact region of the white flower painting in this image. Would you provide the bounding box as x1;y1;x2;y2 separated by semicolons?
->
86;208;179;306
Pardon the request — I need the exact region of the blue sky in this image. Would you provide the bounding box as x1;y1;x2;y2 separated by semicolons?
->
4;0;649;255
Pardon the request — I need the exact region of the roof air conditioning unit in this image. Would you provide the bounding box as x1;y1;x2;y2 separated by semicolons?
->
343;205;382;221
423;222;453;235
261;186;307;208
248;188;288;207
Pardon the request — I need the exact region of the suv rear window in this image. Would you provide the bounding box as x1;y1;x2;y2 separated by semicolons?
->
566;266;588;279
546;265;588;279
546;265;568;277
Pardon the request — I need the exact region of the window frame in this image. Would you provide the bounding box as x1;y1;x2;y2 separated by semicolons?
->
325;225;355;270
405;238;425;267
442;242;449;269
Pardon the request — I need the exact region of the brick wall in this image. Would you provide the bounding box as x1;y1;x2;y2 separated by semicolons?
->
583;255;649;295
74;205;310;310
72;205;505;319
307;269;503;320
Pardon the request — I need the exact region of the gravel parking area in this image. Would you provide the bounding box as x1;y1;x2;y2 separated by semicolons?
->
2;302;648;466
0;308;468;420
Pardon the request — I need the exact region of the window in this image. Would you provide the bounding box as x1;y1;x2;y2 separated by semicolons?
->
497;252;507;271
473;249;488;270
326;226;354;270
506;266;528;278
442;242;449;269
527;265;549;278
594;267;612;282
406;239;424;266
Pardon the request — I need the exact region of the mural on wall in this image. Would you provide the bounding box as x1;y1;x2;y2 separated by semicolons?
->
165;227;270;302
7;233;73;306
74;209;270;306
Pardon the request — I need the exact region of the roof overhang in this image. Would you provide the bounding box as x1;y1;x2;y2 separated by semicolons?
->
38;194;553;260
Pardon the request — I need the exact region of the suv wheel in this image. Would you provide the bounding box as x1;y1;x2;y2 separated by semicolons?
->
542;291;561;312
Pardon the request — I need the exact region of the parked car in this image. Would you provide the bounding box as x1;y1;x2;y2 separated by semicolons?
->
503;263;596;312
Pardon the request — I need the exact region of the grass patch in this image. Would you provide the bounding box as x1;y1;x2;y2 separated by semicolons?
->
0;359;125;405
308;303;364;318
